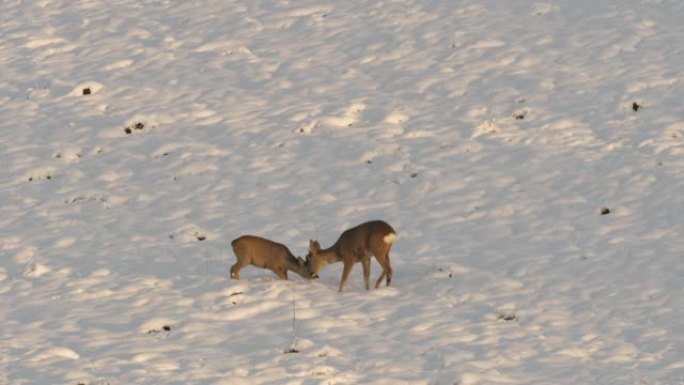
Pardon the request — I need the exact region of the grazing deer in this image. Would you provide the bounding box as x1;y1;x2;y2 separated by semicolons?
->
230;235;310;280
307;220;396;292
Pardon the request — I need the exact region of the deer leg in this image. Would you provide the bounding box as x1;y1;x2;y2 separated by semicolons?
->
361;257;371;290
338;259;355;292
270;266;288;280
374;246;393;288
230;260;248;280
375;271;386;289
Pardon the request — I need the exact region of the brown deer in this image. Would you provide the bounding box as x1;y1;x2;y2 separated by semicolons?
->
230;235;310;280
307;220;396;291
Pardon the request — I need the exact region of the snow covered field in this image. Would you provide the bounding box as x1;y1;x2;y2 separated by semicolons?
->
1;0;683;384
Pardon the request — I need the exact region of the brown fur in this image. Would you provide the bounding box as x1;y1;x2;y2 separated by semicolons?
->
307;220;396;291
230;235;309;280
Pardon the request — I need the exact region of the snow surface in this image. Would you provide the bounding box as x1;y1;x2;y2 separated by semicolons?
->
1;0;683;384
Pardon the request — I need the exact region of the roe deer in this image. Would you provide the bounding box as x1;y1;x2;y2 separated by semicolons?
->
307;220;396;292
230;235;310;280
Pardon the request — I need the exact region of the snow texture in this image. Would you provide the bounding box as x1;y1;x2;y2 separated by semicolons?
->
1;0;683;384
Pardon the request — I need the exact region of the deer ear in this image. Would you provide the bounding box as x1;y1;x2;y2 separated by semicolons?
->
297;256;305;267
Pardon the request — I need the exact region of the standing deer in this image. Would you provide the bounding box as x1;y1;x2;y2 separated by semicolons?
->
307;220;396;292
230;235;310;280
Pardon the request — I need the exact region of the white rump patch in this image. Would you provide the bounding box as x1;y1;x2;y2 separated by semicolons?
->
383;233;397;244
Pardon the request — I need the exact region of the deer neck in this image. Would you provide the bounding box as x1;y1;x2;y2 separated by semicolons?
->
319;245;344;264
